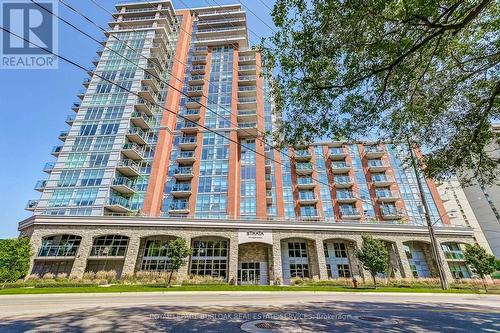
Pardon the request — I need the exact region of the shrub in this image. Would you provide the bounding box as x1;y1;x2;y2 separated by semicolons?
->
95;270;117;283
24;274;40;281
182;275;225;285
42;273;55;281
55;273;68;281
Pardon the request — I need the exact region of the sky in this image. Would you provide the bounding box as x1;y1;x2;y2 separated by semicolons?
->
0;0;276;238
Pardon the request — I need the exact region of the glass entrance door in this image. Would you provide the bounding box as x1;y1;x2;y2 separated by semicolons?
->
238;262;261;285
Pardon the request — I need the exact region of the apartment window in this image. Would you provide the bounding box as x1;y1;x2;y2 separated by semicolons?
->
80;169;104;186
94;136;115;151
80;123;98;136
100;122;120;135
89;154;109;167
72;137;93;152
72;188;98;206
58;170;80;187
141;239;171;271
65;154;87;168
104;106;125;119
85;107;104;120
48;189;73;207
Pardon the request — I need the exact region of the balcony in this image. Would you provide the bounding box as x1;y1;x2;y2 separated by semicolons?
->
298;192;318;205
176;151;196;164
193;46;208;54
58;130;69;141
122;143;145;160
266;190;273;204
237;109;257;122
294;150;311;161
191;56;206;64
130;111;153;130
168;201;190;214
336;191;358;203
66;114;76;125
34;180;47;192
145;62;162;79
180;109;200;121
25;199;38;211
178;121;198;134
186;85;204;96
173;167;194;180
300;207;320;220
138;85;159;103
72;102;81;112
186;97;202;109
265;174;272;189
179;136;197;150
380;206;404;219
111;177;135;195
329;147;348;160
237;122;258;137
297;177;315;189
238;65;257;74
238;75;257;85
116;159;140;177
365;145;385;158
371;174;395;187
77;89;85;100
376;189;400;202
238;55;256;64
105;196;131;213
367;159;390;172
238;97;257;109
37;244;79;258
51;146;62;157
296;162;314;175
191;65;206;74
43;162;55;173
171;183;192;197
142;74;161;93
126;127;148;145
238;86;257;97
334;175;354;188
340;207;362;220
188;75;205;85
82;78;91;87
135;98;154;116
331;162;351;173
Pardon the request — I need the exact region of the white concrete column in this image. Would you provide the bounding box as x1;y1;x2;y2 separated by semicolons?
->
121;236;141;277
70;235;93;278
314;238;328;280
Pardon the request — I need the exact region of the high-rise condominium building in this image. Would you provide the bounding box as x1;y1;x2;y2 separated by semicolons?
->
19;1;492;285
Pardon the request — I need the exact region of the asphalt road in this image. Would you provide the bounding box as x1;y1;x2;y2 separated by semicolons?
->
1;292;499;332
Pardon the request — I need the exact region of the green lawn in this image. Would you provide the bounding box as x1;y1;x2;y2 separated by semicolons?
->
0;284;498;295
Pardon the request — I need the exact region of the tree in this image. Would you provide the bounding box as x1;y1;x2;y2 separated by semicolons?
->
261;0;499;184
464;243;497;291
0;237;32;286
355;235;389;288
165;238;192;288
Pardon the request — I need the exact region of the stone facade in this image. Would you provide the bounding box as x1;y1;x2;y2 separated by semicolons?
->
20;215;479;284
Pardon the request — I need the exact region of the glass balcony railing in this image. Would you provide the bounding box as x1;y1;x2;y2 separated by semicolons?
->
238;75;257;81
334;176;353;183
372;174;394;183
239;56;256;62
179;137;197;144
332;162;350;169
238;65;257;71
329;147;347;155
117;159;139;171
340;207;362;216
122;142;144;156
170;201;189;210
238;97;257;103
34;180;47;190
178;151;195;159
189;75;204;81
376;190;399;198
239;122;257;128
26;199;38;210
337;191;356;200
52;146;63;155
66;114;76;123
297;177;314;185
174;167;193;175
367;160;389;167
238;86;257;92
380;206;403;216
298;192;316;200
113;177;134;188
107;196;130;208
296;163;313;170
43;162;55;172
172;183;192;192
180;109;200;117
295;150;311;157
